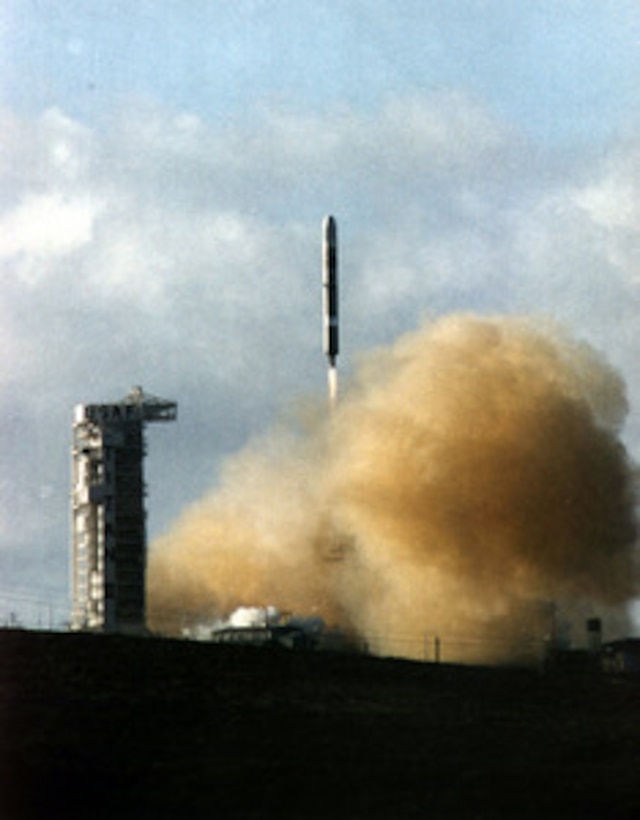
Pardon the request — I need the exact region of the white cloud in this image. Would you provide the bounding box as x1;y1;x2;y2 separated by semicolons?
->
0;192;99;266
575;178;637;232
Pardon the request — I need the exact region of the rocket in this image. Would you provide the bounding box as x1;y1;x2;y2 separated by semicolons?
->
322;215;339;367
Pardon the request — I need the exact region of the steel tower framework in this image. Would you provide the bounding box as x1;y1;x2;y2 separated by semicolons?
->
70;387;177;633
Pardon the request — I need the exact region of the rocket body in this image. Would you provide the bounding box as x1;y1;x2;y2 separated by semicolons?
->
322;215;339;366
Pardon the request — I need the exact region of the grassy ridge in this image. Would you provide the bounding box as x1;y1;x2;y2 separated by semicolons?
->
1;630;639;818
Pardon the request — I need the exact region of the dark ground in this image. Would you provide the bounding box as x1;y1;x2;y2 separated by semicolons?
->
1;630;639;819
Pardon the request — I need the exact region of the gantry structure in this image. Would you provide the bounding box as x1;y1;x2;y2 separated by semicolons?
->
70;387;177;633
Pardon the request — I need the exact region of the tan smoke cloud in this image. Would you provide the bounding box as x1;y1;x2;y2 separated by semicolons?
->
148;314;638;662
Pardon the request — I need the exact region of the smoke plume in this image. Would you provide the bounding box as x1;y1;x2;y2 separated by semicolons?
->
148;314;639;662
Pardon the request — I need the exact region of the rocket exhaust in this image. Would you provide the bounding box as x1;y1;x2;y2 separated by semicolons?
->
147;220;639;663
322;215;339;405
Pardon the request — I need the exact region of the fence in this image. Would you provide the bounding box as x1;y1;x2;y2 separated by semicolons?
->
361;629;546;666
0;587;70;631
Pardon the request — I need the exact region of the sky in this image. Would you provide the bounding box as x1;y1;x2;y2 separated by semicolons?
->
1;0;640;626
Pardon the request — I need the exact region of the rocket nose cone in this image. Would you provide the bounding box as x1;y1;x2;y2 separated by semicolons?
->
323;215;336;240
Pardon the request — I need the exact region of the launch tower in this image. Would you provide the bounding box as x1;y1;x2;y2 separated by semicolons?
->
70;386;177;633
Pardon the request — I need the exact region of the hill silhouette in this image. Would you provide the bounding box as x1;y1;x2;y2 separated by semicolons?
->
1;629;639;818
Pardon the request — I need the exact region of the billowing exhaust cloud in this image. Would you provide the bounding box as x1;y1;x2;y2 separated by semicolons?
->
148;314;638;662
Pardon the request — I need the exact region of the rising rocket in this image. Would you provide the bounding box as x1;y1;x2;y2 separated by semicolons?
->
322;215;339;367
